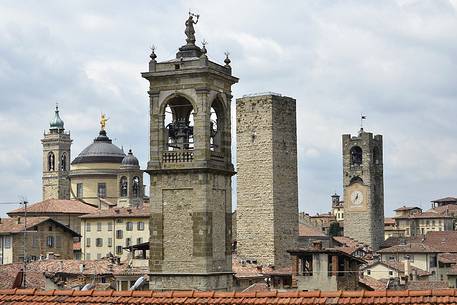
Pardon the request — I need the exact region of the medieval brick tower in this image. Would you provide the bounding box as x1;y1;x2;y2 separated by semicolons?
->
236;93;298;268
42;105;72;200
343;128;384;250
142;14;238;291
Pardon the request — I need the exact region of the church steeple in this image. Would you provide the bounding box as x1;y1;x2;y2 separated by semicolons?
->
42;105;72;200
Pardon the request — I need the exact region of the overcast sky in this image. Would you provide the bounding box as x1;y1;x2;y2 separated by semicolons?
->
1;0;457;217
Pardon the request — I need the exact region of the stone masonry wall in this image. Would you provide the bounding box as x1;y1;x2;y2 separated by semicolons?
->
236;94;298;268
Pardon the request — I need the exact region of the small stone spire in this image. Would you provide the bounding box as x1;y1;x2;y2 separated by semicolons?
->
149;45;157;72
201;40;207;55
224;52;231;67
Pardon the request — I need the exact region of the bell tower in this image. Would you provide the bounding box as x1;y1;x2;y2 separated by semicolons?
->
42;105;72;200
142;14;238;291
342;128;384;250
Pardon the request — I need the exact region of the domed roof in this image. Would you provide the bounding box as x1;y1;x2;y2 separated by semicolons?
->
121;149;139;167
50;105;64;130
71;130;125;165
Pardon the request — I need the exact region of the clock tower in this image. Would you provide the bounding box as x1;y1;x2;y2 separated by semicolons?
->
342;128;384;250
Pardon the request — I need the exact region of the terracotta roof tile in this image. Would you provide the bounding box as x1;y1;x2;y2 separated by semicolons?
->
79;205;149;219
7;199;98;215
3;289;457;304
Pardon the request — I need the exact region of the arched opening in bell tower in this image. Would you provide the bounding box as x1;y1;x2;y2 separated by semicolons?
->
48;152;55;171
209;98;225;152
163;96;195;151
120;176;128;197
350;146;362;165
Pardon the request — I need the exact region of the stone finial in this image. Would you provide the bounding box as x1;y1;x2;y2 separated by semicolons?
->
201;40;208;55
149;45;157;72
224;51;231;66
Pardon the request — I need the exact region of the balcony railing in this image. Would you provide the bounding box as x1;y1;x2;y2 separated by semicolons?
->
162;151;194;163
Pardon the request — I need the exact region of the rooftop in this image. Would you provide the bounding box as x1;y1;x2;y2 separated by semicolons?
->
79;205;149;219
432;197;457;203
7;199;98;216
394;206;421;212
378;242;440;254
298;223;326;237
0;217;79;236
2;289;457;304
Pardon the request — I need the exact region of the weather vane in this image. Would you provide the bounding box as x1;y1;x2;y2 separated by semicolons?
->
360;114;367;130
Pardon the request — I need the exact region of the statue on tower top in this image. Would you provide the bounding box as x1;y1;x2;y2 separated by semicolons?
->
185;12;199;45
100;113;109;130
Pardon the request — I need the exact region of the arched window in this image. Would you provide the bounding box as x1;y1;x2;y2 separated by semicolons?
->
48;152;55;171
120;176;128;197
60;153;67;171
210;97;224;152
350;176;363;185
132;176;140;198
373;147;380;165
164;96;195;150
350;146;362;165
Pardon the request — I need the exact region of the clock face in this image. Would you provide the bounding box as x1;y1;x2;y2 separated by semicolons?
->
351;190;363;206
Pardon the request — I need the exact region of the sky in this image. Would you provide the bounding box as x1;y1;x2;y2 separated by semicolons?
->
1;0;457;217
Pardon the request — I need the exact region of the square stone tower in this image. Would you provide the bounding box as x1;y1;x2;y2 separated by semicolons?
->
42;105;72;200
141;16;238;291
342;129;384;250
236;93;298;268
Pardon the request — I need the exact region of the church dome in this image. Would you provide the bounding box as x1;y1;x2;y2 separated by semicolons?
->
121;149;139;168
71;130;125;165
50;105;64;130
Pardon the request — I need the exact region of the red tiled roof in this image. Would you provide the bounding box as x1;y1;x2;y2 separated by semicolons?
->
0;217;79;236
80;205;149;219
428;204;457;215
384;218;396;225
378;242;440;254
333;236;360;248
3;289;457;304
298;223;326;237
424;231;457;253
7;199;98;216
432;197;457;203
394;206;421;212
439;253;457;264
358;275;387;290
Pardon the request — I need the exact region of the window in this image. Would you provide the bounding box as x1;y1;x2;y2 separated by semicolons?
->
137;238;143;245
47;236;55;248
86;222;91;232
86;238;91;247
132;176;140;198
49;226;53;231
350;146;362;165
61;153;67;171
389;271;393;276
96;238;103;247
76;183;83;198
98;183;107;198
97;222;102;232
116;246;123;255
126;238;131;247
97;253;101;260
388;255;395;261
107;222;113;231
56;236;62;248
120;176;128;197
126;222;133;231
86;253;91;260
32;236;38;248
367;270;371;275
4;236;11;249
137;222;145;231
108;238;112;247
116;230;123;239
48;152;55;171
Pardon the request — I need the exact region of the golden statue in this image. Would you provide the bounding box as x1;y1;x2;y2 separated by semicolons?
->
100;113;109;130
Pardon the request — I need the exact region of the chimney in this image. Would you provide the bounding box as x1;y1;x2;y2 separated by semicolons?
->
404;259;411;279
312;240;322;250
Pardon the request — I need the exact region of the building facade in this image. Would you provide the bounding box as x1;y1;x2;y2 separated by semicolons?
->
236;93;298;268
342;129;384;250
79;205;149;261
142;17;238;291
42;106;72;201
0;217;79;264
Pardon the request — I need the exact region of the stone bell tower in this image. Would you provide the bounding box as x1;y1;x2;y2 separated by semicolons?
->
42;105;72;200
342;128;384;250
142;14;238;291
